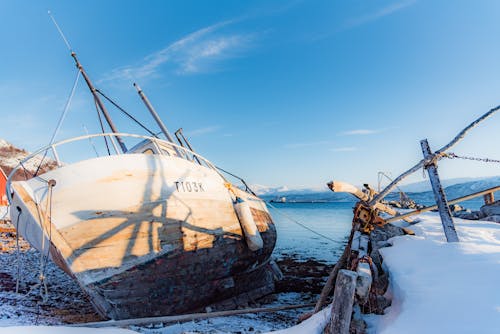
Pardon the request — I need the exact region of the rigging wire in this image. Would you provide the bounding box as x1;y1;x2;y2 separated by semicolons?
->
34;70;81;176
83;125;100;157
94;98;111;155
95;89;158;138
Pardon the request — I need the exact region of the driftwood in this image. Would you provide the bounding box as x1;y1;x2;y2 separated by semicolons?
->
328;181;413;223
328;269;357;334
371;104;500;205
313;222;358;313
71;303;315;328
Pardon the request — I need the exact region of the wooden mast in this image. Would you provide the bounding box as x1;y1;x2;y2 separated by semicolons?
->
71;52;128;153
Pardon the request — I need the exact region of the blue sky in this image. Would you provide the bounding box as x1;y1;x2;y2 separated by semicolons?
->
1;0;500;189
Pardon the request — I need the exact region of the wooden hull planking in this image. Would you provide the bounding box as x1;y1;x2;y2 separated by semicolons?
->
10;154;276;319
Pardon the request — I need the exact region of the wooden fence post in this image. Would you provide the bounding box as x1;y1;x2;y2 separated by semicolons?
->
484;192;495;205
329;269;357;334
420;139;459;242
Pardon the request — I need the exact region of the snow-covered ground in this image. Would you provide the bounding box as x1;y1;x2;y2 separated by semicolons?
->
366;213;500;334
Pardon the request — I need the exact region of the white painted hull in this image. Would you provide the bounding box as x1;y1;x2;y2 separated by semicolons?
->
10;153;276;318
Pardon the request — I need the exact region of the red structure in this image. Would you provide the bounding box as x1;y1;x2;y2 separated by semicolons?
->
0;168;7;206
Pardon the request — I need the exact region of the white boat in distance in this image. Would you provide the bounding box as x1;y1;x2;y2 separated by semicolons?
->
7;51;277;320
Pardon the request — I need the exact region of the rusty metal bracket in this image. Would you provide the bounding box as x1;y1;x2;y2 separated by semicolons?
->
353;202;387;233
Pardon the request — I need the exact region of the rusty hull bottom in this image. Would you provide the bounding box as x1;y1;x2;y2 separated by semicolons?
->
84;224;277;320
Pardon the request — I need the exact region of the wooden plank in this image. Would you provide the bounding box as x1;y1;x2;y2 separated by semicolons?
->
420;139;459;242
385;185;500;223
329;269;357;334
71;303;316;328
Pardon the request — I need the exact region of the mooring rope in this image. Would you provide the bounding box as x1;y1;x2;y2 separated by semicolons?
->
267;202;341;244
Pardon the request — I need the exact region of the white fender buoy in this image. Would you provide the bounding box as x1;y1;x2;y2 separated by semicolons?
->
234;197;264;251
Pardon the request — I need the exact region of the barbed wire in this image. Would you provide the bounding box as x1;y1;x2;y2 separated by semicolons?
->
444;152;500;164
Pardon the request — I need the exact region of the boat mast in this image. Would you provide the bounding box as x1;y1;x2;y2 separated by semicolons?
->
71;52;128;153
133;83;176;144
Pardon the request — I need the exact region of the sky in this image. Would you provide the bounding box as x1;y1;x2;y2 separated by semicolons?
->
1;0;500;190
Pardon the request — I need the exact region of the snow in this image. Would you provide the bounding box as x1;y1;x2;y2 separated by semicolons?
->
0;326;136;334
366;213;500;334
268;306;330;333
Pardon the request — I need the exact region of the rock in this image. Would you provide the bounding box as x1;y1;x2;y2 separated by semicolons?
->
370;224;405;252
480;215;500;223
453;211;485;220
480;200;500;217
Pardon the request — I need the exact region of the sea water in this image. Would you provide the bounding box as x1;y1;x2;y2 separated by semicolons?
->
266;197;488;264
268;202;356;263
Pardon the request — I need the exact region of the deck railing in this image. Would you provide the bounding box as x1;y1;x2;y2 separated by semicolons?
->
6;133;222;204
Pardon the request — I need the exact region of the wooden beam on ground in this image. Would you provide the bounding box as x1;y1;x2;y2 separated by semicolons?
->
329;269;357;334
420;139;459;242
385;185;500;224
70;303;316;328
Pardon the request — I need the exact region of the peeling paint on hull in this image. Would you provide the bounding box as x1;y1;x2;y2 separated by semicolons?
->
10;154;277;319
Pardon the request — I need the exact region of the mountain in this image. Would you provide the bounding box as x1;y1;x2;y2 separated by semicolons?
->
0;138;57;181
255;176;500;205
398;176;500;193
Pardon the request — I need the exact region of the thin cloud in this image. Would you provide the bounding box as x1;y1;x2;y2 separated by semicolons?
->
331;147;357;152
284;141;330;149
100;20;256;82
345;0;417;28
312;0;417;41
339;129;380;136
185;126;221;137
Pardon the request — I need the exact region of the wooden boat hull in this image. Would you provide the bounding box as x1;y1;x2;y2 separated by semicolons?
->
10;153;276;319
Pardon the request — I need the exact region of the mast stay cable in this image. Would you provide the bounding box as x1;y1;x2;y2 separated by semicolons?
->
95;89;158;138
34;70;81;176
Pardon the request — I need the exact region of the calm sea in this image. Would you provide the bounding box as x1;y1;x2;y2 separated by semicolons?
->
267;202;355;263
266;198;487;264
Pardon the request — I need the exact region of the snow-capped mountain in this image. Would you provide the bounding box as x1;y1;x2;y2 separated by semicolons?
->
255;176;500;204
0;138;57;180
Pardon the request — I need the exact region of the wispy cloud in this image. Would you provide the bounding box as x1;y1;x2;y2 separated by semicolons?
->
101;20;256;82
185;126;221;137
345;0;417;28
339;129;380;136
312;0;417;41
331;147;357;152
284;141;330;149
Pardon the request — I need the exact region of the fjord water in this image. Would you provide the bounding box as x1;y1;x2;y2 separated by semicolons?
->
268;202;355;263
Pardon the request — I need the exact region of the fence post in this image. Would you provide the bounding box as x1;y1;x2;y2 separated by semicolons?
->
420;139;459;242
484;192;495;205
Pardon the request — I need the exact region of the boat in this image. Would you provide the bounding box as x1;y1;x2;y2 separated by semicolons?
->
270;196;286;203
6;50;277;319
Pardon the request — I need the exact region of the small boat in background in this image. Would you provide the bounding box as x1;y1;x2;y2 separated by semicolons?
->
270;196;287;203
7;50;277;319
